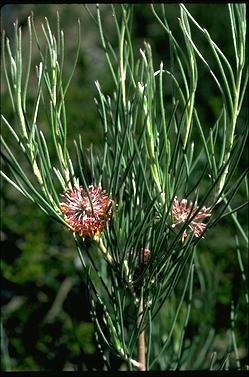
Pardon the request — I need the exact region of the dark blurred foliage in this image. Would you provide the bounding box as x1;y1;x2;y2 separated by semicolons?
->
1;4;248;371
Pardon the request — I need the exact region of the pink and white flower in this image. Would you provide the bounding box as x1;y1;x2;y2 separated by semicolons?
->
60;185;112;238
171;196;211;239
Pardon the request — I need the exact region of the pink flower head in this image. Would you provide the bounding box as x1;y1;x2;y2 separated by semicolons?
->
171;196;211;239
140;248;151;265
60;185;112;238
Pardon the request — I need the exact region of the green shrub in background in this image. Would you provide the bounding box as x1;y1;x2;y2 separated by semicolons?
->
1;4;248;371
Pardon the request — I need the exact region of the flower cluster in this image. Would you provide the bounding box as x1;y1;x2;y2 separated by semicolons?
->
60;185;112;238
172;197;211;239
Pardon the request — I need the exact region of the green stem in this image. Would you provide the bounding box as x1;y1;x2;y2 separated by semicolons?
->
216;67;243;199
120;20;126;108
94;235;114;266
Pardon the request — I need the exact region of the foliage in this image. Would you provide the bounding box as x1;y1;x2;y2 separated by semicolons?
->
1;3;248;371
